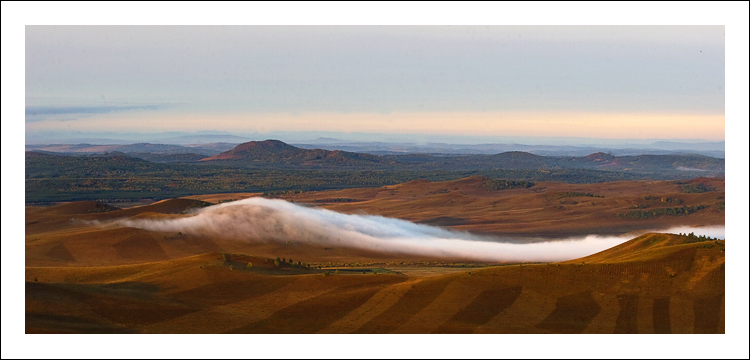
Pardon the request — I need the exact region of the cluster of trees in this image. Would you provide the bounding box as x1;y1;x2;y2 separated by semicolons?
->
679;183;715;193
263;189;304;197
556;191;604;199
85;203;119;213
313;198;358;203
618;204;710;219
643;195;683;205
483;178;535;191
274;257;311;269
680;232;722;243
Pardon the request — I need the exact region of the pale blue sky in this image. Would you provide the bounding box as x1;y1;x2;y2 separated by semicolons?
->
26;26;723;113
24;25;726;140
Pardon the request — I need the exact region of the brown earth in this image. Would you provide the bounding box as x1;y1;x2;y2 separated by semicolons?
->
25;177;725;333
265;176;725;236
25;233;725;334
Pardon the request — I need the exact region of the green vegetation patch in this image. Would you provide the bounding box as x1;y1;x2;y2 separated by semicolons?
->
556;191;604;199
25;152;723;204
483;178;535;191
679;183;715;193
263;189;304;197
680;232;722;244
618;204;710;219
313;198;360;203
86;203;120;213
643;195;683;205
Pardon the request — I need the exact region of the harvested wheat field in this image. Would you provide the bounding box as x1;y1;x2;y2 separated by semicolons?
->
25;233;724;334
24;177;725;334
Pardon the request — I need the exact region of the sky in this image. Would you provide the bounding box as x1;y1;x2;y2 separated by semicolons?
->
24;24;726;142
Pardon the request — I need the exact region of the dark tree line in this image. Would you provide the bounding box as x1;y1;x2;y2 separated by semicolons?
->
618;205;710;219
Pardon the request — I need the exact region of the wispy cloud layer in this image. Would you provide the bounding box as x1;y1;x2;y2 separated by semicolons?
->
25;104;166;122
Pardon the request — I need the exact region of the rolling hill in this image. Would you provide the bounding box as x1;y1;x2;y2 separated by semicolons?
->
199;139;383;167
25;232;724;334
25;175;725;333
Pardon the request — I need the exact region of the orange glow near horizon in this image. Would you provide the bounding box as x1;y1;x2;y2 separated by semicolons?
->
25;111;726;141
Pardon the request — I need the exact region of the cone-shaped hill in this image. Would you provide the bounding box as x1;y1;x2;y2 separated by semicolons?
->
199;139;383;167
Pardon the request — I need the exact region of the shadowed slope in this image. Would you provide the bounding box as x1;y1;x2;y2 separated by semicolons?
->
396;236;723;333
26;226;227;267
26;231;724;333
25;199;214;235
41;201;121;215
80;198;214;220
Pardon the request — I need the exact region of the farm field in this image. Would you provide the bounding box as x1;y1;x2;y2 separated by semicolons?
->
25;177;725;334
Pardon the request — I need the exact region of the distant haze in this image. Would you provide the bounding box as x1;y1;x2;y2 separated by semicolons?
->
25;25;724;143
25;130;725;158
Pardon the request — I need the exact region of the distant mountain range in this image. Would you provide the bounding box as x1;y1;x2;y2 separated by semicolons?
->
24;138;726;174
25;141;725;205
292;139;725;158
25;142;237;157
26;131;725;158
197;140;725;174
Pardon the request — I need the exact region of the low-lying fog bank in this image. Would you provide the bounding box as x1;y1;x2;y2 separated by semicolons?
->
651;225;725;239
115;198;724;263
